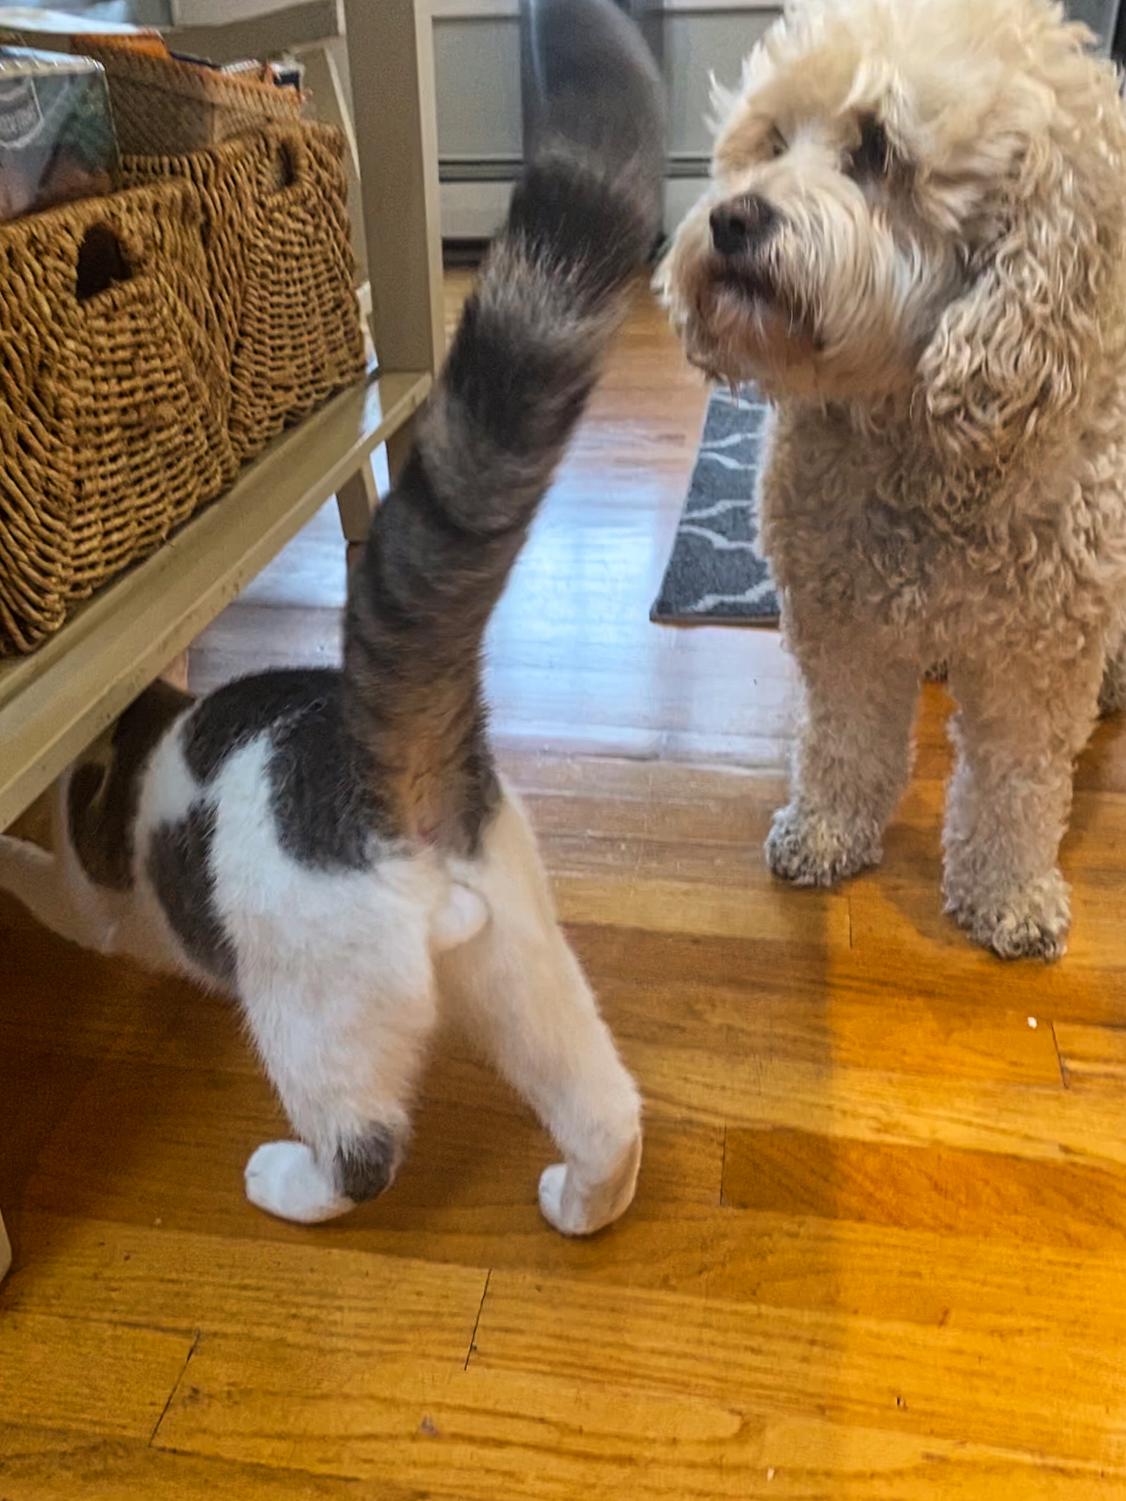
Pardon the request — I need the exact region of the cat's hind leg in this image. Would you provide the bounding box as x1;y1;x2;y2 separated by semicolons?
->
239;928;440;1226
0;823;118;954
441;789;642;1237
0;834;73;935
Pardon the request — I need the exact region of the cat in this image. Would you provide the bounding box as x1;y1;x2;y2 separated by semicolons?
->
0;0;664;1236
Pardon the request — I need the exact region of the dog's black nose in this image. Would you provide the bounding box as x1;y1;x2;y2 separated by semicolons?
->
710;196;776;257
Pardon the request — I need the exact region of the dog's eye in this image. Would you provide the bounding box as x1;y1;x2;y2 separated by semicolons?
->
848;116;891;179
767;126;787;159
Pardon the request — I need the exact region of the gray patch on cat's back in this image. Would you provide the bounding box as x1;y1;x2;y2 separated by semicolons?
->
69;680;194;891
182;668;387;869
147;801;237;984
180;672;314;784
266;692;382;870
335;1125;399;1202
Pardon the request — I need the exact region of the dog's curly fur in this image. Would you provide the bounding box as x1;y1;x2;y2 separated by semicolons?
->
660;0;1126;960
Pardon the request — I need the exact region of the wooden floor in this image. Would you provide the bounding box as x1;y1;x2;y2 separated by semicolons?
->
4;276;1126;1498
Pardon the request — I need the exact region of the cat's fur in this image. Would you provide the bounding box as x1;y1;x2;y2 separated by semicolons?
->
0;0;664;1236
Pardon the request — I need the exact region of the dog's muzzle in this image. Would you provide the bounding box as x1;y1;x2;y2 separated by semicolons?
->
709;194;778;258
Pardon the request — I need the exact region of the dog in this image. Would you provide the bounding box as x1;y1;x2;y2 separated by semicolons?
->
659;0;1126;960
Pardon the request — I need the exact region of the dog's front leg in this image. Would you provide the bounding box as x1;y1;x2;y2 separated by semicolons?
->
767;625;919;887
943;647;1104;961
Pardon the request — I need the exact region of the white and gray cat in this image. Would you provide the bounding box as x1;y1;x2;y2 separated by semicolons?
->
0;0;664;1235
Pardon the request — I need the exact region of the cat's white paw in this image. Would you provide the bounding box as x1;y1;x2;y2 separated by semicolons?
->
538;1163;584;1235
244;1140;354;1224
537;1153;639;1238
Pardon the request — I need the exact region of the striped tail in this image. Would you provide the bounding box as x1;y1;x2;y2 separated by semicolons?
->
343;0;664;850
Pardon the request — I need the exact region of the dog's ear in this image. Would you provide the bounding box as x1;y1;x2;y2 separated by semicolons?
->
915;125;1112;471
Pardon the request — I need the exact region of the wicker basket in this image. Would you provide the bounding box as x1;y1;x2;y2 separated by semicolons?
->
82;44;303;156
0;182;235;655
122;122;366;463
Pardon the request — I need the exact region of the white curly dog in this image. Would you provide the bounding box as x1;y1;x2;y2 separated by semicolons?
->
660;0;1126;960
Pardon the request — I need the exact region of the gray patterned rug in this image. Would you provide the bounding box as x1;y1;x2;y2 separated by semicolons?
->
651;385;778;625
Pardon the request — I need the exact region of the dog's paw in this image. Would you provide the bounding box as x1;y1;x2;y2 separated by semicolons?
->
765;804;880;887
944;870;1070;962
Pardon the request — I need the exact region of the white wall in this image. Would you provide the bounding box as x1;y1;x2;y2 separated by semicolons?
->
433;2;781;238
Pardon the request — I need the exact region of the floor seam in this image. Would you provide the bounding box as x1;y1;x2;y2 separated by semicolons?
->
149;1328;201;1446
464;1268;492;1371
1050;1021;1070;1089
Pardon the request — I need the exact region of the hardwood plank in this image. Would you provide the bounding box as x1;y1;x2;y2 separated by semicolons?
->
471;1271;1126;1468
1054;1021;1126;1091
152;1329;1126;1498
555;870;849;938
0;1311;192;1439
12;1053;1126;1333
848;878;1126;1009
0;1426;390;1501
722;1127;1126;1251
625;1040;1126;1164
607;1208;1126;1338
2;1214;486;1359
0;1047;720;1250
16;1177;1126;1342
152;1337;787;1498
499;748;781;802
594;975;1063;1084
0;906;242;1073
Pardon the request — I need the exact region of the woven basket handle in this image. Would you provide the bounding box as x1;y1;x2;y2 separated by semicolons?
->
75;223;134;303
268;130;310;196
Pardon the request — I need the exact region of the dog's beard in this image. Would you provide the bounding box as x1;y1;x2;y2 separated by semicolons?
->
687;258;821;393
660;214;818;391
663;201;947;401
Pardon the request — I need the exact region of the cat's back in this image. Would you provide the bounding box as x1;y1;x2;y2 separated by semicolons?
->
112;669;437;993
175;668;383;871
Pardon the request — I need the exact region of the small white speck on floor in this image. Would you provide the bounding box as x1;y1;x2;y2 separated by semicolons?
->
1028;1016;1038;1029
766;1469;776;1482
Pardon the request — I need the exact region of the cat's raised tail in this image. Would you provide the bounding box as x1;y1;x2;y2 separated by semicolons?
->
343;0;664;849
